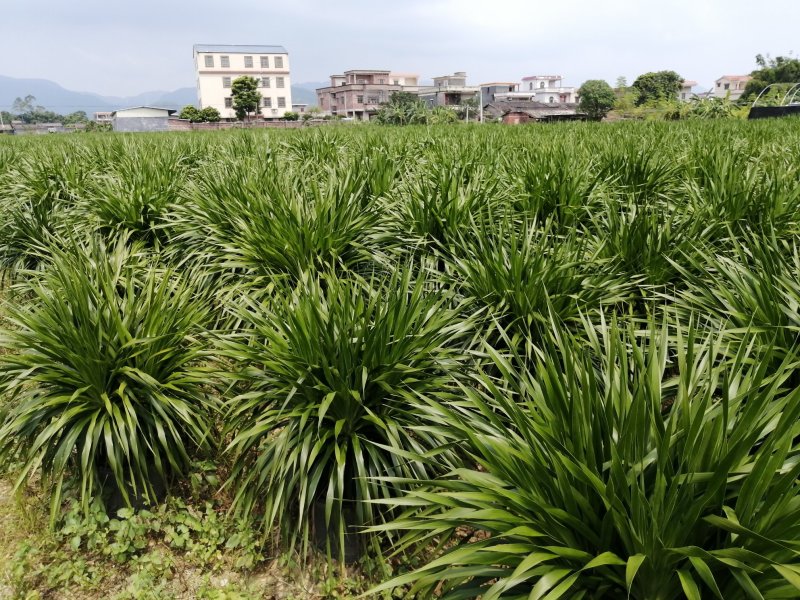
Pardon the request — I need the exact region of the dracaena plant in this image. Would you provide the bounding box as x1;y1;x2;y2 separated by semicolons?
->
0;235;216;518
0;149;86;278
371;315;800;599
450;215;630;342
219;267;474;560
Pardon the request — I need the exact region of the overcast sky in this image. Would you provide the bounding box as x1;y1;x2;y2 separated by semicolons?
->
2;0;797;96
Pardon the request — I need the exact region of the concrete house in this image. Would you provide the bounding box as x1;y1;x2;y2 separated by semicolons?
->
111;107;176;132
678;80;698;102
316;70;419;120
713;75;752;101
193;44;292;120
494;75;578;104
480;82;520;103
417;72;481;108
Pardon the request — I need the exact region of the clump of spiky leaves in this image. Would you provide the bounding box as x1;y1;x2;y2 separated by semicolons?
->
84;144;190;248
508;145;597;226
385;158;505;254
686;144;800;232
588;195;702;289
674;230;800;360
0;236;215;517
220;268;474;560
451;215;629;341
372;316;800;599
170;156;386;283
0;149;86;278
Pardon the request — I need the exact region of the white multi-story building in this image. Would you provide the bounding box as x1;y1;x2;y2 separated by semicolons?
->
193;44;292;120
495;75;577;104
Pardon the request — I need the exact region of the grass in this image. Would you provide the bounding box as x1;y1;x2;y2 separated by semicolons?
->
0;118;799;598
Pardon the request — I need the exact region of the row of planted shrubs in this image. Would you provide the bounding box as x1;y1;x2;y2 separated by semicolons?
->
0;120;799;598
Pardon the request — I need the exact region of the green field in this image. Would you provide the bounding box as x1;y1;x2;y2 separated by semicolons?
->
1;119;799;599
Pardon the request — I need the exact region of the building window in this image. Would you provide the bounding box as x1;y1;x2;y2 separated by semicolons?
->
262;77;270;88
221;55;230;68
357;95;364;103
263;97;272;108
244;56;253;68
540;81;545;89
717;82;721;87
724;83;730;90
276;77;285;88
393;79;399;85
379;78;385;84
275;56;283;69
224;98;232;108
549;96;555;103
204;55;214;68
260;56;269;68
278;97;286;108
681;93;686;100
222;77;231;88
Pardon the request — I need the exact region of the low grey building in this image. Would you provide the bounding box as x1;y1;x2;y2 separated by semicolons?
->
112;106;176;132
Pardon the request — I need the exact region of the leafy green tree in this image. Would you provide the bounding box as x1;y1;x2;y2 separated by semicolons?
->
632;71;683;106
179;106;221;123
376;91;430;125
231;76;262;121
430;106;459;124
742;54;800;101
686;97;735;119
179;105;202;122
62;111;88;125
12;95;44;114
282;111;300;121
578;80;617;120
199;106;221;122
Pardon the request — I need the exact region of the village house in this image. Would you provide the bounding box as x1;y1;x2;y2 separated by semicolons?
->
678;80;698;102
316;70;419;120
193;44;293;120
416;72;481;108
713;75;752;101
495;75;578;104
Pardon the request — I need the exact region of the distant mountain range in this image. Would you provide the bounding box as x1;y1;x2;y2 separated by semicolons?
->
0;75;320;116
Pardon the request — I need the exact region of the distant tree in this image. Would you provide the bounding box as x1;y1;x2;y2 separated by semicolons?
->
376;92;429;125
686;97;735;119
632;71;683;106
84;120;112;132
231;76;262;120
63;111;89;125
199;107;221;122
12;95;44;114
578;80;616;120
430;106;459;124
11;94;64;124
615;76;628;90
179;105;202;122
283;111;300;121
742;54;800;101
180;105;221;123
